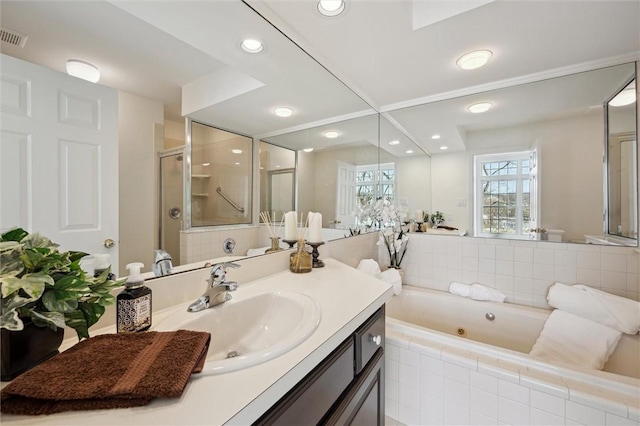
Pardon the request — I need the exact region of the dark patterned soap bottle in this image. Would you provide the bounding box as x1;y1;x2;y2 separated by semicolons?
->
117;262;152;333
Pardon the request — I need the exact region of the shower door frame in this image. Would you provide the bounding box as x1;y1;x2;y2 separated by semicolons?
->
158;147;186;262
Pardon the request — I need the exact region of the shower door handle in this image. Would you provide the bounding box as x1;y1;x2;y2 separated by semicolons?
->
169;207;181;219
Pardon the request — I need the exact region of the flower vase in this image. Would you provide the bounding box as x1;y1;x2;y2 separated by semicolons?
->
1;320;64;381
394;267;405;284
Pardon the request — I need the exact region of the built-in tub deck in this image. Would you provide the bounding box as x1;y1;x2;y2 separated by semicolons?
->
385;285;640;425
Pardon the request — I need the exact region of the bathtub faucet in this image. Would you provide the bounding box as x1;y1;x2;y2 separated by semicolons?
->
187;262;240;312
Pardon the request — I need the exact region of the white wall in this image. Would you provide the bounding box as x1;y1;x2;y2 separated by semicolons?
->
431;113;604;241
395;155;432;216
118;91;164;276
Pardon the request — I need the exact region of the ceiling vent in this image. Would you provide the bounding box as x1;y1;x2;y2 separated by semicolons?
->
1;27;28;48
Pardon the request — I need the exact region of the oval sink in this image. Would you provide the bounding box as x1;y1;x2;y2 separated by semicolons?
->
154;290;321;374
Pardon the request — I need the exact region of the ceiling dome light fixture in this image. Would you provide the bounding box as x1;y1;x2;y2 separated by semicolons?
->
431;134;441;140
274;107;294;117
456;50;493;70
323;130;340;139
303;148;314;152
232;149;243;154
609;82;636;107
389;140;400;145
241;39;264;54
467;102;493;113
66;59;100;83
406;150;414;154
440;146;449;150
318;0;345;16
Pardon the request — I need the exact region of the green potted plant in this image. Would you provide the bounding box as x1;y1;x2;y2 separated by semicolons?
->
0;228;124;380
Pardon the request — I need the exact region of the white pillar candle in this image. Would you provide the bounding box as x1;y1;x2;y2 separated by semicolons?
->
308;212;323;242
284;211;297;240
415;210;424;222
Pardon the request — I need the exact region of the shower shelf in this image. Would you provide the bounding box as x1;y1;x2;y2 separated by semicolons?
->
192;174;211;179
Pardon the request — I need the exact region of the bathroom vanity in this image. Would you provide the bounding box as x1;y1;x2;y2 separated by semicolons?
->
1;258;393;425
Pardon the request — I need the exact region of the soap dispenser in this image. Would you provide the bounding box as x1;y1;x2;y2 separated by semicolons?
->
117;262;152;333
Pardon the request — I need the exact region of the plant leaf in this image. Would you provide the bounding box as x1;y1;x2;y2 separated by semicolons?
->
1;228;28;242
0;274;48;298
42;290;79;312
22;233;58;249
78;302;105;330
0;309;24;330
29;310;66;330
64;310;89;340
54;275;90;293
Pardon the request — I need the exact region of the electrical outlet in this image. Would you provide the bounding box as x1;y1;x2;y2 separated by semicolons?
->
456;197;466;207
446;214;454;222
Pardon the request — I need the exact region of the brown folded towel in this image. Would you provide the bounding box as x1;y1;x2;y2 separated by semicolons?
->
1;330;211;415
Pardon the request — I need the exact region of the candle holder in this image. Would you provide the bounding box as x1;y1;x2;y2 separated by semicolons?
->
265;236;282;253
415;221;424;232
282;239;298;249
307;241;325;268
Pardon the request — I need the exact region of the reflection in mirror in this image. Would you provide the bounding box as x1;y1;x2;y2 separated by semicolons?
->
188;121;253;227
387;63;638;246
606;78;638;244
261;114;379;234
159;150;185;267
259;142;296;222
378;115;432;226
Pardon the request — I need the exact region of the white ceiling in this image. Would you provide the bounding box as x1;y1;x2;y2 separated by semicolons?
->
1;0;638;154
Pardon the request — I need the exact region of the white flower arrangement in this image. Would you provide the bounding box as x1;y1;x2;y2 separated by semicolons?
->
369;198;409;269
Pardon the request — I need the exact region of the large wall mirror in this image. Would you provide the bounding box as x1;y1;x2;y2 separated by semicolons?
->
605;77;638;243
386;62;638;246
261;113;380;233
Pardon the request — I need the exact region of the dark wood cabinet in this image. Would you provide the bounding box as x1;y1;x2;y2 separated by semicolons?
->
255;306;385;426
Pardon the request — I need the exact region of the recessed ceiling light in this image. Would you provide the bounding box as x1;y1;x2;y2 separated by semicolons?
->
303;148;314;152
274;107;294;117
323;131;340;139
232;149;243;154
389;140;400;145
276;165;281;168
202;163;210;166
467;102;493;113
431;134;441;140
66;59;100;83
406;150;414;154
241;39;263;53
440;146;448;150
456;50;493;70
318;0;345;17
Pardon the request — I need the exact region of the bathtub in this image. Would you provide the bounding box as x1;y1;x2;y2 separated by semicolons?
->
385;286;640;426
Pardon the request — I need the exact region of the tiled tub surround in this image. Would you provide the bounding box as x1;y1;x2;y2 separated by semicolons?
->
398;234;640;308
384;286;640;425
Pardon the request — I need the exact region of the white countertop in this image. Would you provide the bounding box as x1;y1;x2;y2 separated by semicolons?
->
2;258;393;425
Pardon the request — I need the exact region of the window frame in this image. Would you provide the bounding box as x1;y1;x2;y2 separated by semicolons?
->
473;151;533;239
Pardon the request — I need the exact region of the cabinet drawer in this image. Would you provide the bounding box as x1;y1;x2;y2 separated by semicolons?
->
354;306;385;374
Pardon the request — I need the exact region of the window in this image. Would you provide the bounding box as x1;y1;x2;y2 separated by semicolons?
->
474;151;537;238
355;163;395;205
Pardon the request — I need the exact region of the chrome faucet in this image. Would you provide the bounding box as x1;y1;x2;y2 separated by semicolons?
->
187;262;240;312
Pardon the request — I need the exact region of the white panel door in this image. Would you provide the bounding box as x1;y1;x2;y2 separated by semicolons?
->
335;161;356;228
0;54;119;270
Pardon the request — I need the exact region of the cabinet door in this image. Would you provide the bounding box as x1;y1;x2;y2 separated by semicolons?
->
324;348;385;426
254;337;354;426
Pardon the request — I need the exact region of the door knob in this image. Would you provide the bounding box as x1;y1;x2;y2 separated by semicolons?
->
104;239;116;248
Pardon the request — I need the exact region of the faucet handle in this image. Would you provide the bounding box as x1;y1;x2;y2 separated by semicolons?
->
209;262;240;284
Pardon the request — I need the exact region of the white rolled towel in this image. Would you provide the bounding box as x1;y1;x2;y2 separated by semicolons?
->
547;282;640;335
246;247;271;256
378;268;402;295
356;259;381;276
469;284;506;303
449;282;471;298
